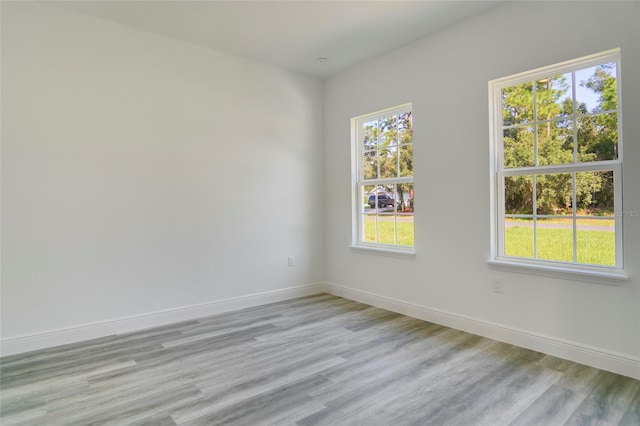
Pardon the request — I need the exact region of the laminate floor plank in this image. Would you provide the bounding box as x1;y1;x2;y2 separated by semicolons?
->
619;386;640;426
299;334;494;425
163;314;286;347
564;371;640;426
41;383;204;426
1;294;638;425
311;329;484;400
340;339;515;426
446;363;563;426
415;346;548;425
510;384;589;426
180;375;329;426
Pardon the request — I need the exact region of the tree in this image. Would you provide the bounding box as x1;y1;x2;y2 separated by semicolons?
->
502;65;617;215
578;63;617;213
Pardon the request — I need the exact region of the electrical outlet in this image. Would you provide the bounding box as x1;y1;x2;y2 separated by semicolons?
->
288;256;295;267
493;279;503;293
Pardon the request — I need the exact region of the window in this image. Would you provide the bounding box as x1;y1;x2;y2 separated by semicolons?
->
489;49;624;276
352;103;414;252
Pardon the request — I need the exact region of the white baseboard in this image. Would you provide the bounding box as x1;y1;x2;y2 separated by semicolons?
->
0;283;325;357
325;282;640;380
4;281;638;380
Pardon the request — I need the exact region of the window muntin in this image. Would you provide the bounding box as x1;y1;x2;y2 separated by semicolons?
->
353;104;414;251
490;50;623;273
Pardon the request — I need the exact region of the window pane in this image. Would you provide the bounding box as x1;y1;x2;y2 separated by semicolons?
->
537;120;573;166
536;173;572;215
399;144;413;177
397;216;414;247
389;184;399;213
398;111;413;144
576;62;617;114
362;120;378;151
504;218;533;258
576;218;615;266
576;171;614;216
577;113;618;162
379;148;397;178
536;218;573;263
367;186;395;212
397;183;414;213
503;81;533;126
397;183;414;247
379;115;398;147
363;150;378;180
503;126;534;168
363;214;377;243
505;176;533;214
536;73;572;120
382;184;397;213
377;214;396;245
363;185;376;214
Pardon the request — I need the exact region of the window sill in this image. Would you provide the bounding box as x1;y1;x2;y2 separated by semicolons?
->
350;245;416;258
487;258;628;284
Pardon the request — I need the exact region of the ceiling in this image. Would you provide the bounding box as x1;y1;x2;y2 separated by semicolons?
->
53;1;504;79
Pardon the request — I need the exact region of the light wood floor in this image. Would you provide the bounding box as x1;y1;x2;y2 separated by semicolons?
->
1;294;639;425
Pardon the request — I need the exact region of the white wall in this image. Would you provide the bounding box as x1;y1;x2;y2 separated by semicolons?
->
2;0;639;377
324;0;640;365
1;2;324;342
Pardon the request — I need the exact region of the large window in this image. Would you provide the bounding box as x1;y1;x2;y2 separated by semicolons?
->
489;49;624;276
352;103;414;252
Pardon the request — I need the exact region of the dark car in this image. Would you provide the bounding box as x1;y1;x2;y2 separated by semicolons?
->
368;194;395;208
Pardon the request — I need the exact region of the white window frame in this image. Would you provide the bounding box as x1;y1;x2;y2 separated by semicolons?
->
351;103;415;255
488;49;627;279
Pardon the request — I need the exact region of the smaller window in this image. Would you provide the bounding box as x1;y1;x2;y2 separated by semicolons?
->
351;104;414;252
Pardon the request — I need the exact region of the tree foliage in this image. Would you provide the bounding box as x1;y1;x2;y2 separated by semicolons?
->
502;64;617;215
363;112;413;212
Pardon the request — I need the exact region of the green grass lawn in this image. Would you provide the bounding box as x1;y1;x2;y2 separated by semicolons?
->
504;226;615;266
364;216;414;246
363;216;615;266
